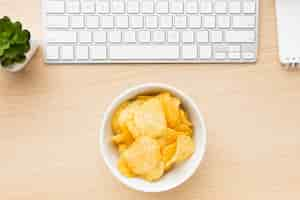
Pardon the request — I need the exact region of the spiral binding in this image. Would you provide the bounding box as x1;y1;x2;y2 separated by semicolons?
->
281;57;300;70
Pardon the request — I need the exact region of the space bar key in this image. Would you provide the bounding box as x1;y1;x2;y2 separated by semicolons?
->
109;45;179;60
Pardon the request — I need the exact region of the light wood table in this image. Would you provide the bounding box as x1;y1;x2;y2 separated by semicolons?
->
1;0;300;199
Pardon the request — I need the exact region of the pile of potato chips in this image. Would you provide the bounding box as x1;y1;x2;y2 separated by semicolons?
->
111;92;195;181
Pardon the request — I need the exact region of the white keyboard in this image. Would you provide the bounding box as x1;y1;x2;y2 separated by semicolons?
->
43;0;259;63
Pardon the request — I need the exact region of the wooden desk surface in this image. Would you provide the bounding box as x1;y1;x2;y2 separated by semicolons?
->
1;0;300;199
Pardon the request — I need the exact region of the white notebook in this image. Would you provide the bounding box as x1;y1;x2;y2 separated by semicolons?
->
276;0;300;66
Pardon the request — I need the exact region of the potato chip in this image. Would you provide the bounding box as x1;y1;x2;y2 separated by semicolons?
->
122;136;161;175
172;109;193;134
118;100;143;130
115;100;144;139
112;134;124;144
179;109;193;127
111;92;195;182
118;144;128;153
162;143;176;163
166;135;195;169
136;95;152;101
112;101;130;135
157;93;181;128
162;143;176;171
118;157;135;177
174;135;194;162
143;161;164;181
173;123;193;135
125;118;140;139
112;131;134;145
158;128;190;149
134;98;167;139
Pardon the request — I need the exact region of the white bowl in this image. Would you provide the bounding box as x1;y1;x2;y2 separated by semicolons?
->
99;83;207;193
1;40;38;72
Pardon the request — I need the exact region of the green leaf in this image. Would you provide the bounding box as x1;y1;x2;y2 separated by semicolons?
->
0;42;10;56
0;16;11;32
12;29;30;44
2;44;23;59
1;57;14;67
0;16;31;67
24;41;30;53
0;48;5;56
15;54;26;63
14;21;22;32
0;37;10;55
0;16;15;40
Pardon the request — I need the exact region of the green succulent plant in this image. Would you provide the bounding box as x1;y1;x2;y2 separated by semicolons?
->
0;16;31;68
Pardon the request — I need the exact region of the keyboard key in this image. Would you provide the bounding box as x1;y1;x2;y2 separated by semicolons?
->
66;1;80;13
228;46;241;59
86;16;99;28
211;30;223;43
46;46;59;60
242;44;256;59
242;44;256;52
130;16;143;28
170;1;183;13
101;16;114;28
225;30;255;43
47;31;77;43
214;45;227;59
199;45;212;59
214;1;227;13
167;31;179;43
202;15;215;28
109;45;179;59
138;31;151;42
123;31;136;43
185;1;198;14
109;31;122;42
47;15;69;28
61;46;74;60
174;16;187;28
115;15;129;28
159;15;172;28
189;15;201;28
232;16;256;28
215;52;226;59
79;31;92;43
196;31;209;42
90;46;107;59
70;15;84;28
199;2;212;13
229;45;241;52
76;46;89;60
182;31;194;43
111;1;125;13
145;16;158;28
152;31;165;43
47;1;65;13
242;52;255;59
228;52;240;59
127;0;139;13
156;1;168;13
141;0;154;13
182;45;197;59
81;1;95;13
229;1;241;13
217;15;230;28
243;1;256;13
93;31;107;43
96;0;110;13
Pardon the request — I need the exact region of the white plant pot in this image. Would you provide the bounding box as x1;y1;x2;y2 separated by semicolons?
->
1;40;39;73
